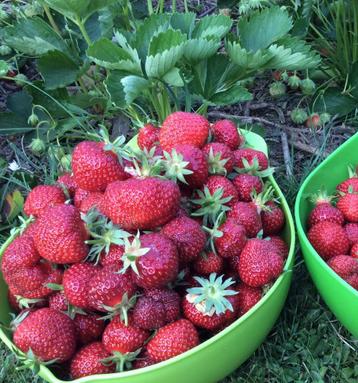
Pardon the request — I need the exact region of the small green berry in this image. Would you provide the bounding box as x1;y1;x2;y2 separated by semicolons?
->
290;108;308;124
29;138;46;157
281;71;289;82
319;113;331;124
60;154;72;171
27;113;39;126
269;82;286;98
300;78;316;95
14;73;28;86
0;45;12;56
288;75;301;89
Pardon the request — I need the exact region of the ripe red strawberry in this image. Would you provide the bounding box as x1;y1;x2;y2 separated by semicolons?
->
88;266;136;312
227;202;262;238
306;114;320;128
214;221;247;258
100;245;124;268
1;235;62;299
13;308;77;362
171;144;208;188
121;233;179;289
74;314;105;345
24;185;66;217
138;124;159;151
22;221;39;240
351;243;358;258
308;196;344;228
79;192;104;214
307;221;350;260
233;148;268;171
261;201;285;235
211;119;243;150
205;175;238;207
74;188;90;208
49;291;68;311
34;204;88;264
344;223;358;246
220;288;241;326
72;141;128;192
57;173;77;197
133;349;155;369
63;263;99;309
233;174;263;202
193;252;224;276
264;236;289;259
161;216;206;263
327;255;358;289
70;342;114;379
159;112;209;151
132;296;167;330
337;177;358;194
103;178;180;230
238;238;284;287
202;142;234;175
337;193;358;223
145;288;181;323
7;290;46;313
238;283;262;314
103;316;149;354
147;319;199;362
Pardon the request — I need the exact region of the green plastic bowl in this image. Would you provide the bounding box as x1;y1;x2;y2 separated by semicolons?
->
0;131;296;383
295;132;358;338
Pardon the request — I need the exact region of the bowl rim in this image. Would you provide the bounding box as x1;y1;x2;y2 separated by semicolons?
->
0;130;296;383
294;132;358;298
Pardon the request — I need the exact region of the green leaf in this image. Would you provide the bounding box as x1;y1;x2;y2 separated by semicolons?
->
4;190;24;222
43;0;116;22
348;62;358;99
227;41;273;69
210;84;252;105
313;88;357;117
0;60;10;76
3;17;70;56
145;29;186;78
238;6;292;52
184;38;220;63
162;67;184;87
193;14;232;40
6;90;33;119
170;12;195;35
37;50;81;89
87;38;141;74
0;113;32;135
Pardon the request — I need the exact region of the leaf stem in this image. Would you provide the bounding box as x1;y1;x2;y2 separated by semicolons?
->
76;18;92;46
183;0;189;13
43;5;61;36
172;0;177;12
147;0;154;15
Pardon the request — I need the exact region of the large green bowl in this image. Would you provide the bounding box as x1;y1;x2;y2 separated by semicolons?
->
295;132;358;338
0;131;296;383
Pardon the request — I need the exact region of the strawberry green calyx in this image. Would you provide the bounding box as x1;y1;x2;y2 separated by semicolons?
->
288;74;301;89
102;348;141;373
120;233;150;275
187;273;237;315
347;165;357;179
309;190;334;205
235;157;274;178
191;187;232;226
203;212;226;254
16;296;45;309
206;147;229;175
125;148;163;178
12;348;58;375
162;149;193;184
100;293;137;326
251;184;278;213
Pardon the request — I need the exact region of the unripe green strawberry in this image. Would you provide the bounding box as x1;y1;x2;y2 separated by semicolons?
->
269;82;286;98
27;113;39;127
320;112;331;124
281;71;289;81
60;154;72;171
300;78;316;95
29;138;46;157
290;108;308;124
288;74;301;89
14;73;28;86
0;45;12;56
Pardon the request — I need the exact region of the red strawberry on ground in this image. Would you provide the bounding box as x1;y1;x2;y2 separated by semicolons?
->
72;139;128;192
34;204;88;264
102;316;149;354
307;192;344;228
193;252;224;276
212;220;247;258
159;112;209;151
305;114;320;129
70;342;115;379
202;142;234;175
351;243;358;258
337;192;358;223
103;178;180;230
88;266;136;312
147;319;199;362
233;174;263;202
233;148;269;171
261;201;285;236
238;283;262;315
63;263;99;309
79;192;104;214
327;255;358;289
344;223;358;246
13;308;77;362
183;273;238;330
74;314;105;345
145;288;181;323
227;202;262;238
211;119;243;150
121;233;179;289
308;221;350;260
132;296;167;330
138;124;159;151
57;173;77;197
24;185;66;217
238;238;284;287
161;216;206;263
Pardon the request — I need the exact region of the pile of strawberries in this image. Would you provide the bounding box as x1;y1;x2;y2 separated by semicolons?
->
1;112;288;379
307;167;358;290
